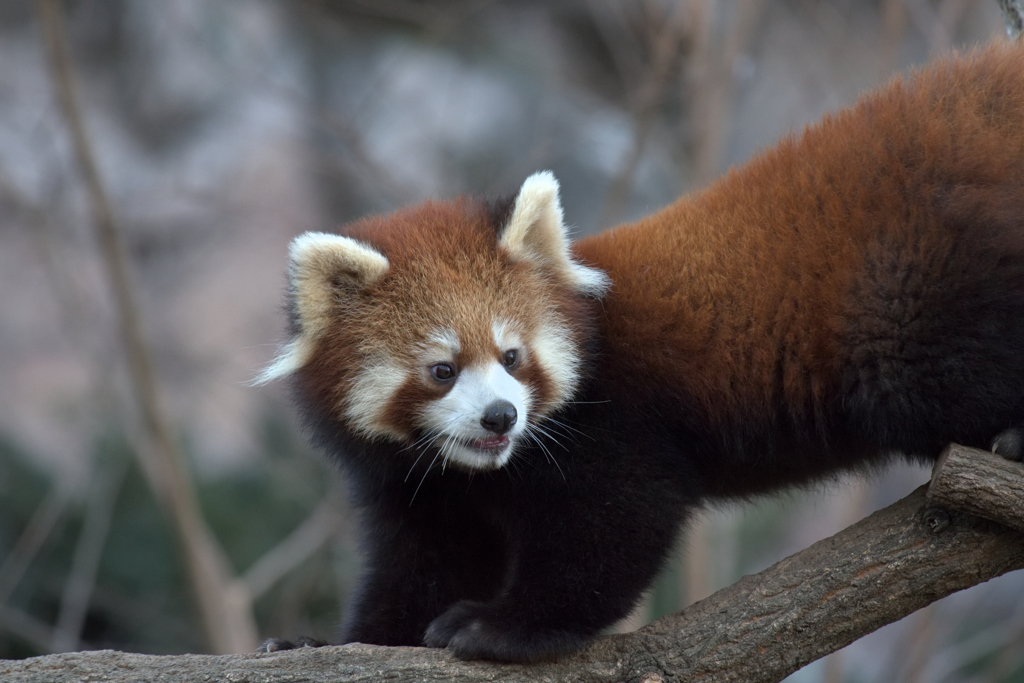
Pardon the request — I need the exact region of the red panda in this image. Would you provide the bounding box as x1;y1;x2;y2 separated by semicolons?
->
259;41;1024;662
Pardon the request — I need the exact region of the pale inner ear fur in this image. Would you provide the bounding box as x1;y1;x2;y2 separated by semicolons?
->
254;232;388;384
499;171;610;296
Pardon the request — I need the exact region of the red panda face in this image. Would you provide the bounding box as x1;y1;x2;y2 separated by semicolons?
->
258;172;609;471
386;322;533;470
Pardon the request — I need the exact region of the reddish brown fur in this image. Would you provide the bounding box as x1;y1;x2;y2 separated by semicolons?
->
273;41;1024;663
576;40;1024;439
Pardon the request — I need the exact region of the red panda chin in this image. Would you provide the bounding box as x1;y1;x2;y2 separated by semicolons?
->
432;434;515;471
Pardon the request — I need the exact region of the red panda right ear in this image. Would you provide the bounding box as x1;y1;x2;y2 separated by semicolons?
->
500;171;610;296
254;232;388;384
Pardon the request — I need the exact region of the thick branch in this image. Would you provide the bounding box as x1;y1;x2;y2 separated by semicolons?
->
928;443;1024;533
4;449;1023;682
638;488;1024;681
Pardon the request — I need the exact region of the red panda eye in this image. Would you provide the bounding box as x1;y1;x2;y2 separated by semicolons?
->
430;363;456;382
502;349;519;370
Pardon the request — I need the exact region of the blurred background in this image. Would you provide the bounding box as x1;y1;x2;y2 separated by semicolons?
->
1;0;1022;680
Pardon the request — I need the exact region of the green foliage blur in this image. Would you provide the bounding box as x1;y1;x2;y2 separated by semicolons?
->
0;416;348;658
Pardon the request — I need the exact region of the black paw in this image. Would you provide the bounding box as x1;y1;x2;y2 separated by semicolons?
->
991;429;1024;461
258;636;329;652
423;600;484;649
424;600;588;662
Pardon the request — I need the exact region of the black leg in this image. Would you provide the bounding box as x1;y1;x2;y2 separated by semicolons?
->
424;464;692;662
341;493;506;647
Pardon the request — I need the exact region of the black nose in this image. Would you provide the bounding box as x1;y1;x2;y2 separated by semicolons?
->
481;401;518;434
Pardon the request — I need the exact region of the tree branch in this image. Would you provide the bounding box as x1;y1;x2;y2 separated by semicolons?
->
3;444;1022;682
928;443;1024;533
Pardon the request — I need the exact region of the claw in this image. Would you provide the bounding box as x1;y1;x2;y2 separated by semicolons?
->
991;428;1024;462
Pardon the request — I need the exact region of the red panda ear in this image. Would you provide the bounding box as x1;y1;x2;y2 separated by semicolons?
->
499;171;610;296
254;232;388;384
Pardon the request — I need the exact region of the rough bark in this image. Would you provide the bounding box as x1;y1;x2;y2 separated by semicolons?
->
928;443;1024;533
2;445;1023;682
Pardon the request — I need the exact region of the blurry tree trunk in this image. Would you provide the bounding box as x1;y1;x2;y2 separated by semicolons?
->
35;0;259;654
597;0;691;227
2;445;1022;682
687;0;766;188
682;512;712;605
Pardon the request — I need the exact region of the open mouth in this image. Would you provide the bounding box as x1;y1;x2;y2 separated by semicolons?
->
422;433;515;471
465;435;510;452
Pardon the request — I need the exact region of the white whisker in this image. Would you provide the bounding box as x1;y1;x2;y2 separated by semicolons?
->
404;414;463;487
528;422;565;449
540;415;592;441
525;427;566;482
403;445;431;483
410;450;442;506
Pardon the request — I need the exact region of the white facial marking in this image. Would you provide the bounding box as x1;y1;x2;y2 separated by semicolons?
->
422;328;460;359
531;319;581;410
252;337;315;386
420;361;531;471
492;319;524;351
344;360;409;442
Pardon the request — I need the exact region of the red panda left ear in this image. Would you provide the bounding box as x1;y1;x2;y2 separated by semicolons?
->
253;231;389;385
499;171;610;296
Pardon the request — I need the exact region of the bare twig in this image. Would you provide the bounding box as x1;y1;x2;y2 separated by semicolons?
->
0;481;71;607
0;605;55;655
879;0;908;78
243;497;343;600
901;0;971;55
35;0;258;653
598;0;692;227
50;457;129;653
688;0;767;187
584;0;647;88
